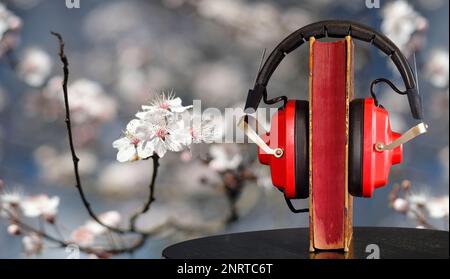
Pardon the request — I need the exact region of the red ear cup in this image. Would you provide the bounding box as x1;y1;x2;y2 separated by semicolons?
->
349;98;403;197
258;100;309;199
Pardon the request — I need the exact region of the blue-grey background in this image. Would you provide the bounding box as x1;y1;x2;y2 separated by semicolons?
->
0;0;448;258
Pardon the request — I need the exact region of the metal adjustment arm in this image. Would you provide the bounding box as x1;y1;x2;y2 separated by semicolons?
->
238;115;284;158
375;122;428;152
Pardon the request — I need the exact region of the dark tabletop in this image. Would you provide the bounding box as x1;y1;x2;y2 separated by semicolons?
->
162;227;449;259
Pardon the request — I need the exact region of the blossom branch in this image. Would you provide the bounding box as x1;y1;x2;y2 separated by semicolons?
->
0;31;235;257
48;32;181;254
2;208;148;257
51;32;131;235
389;180;448;230
129;156;159;231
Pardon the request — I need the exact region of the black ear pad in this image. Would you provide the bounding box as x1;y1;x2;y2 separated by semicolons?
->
294;100;310;199
348;99;364;197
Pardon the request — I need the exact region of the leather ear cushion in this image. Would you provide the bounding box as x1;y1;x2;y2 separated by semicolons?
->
348;99;365;197
294;100;309;199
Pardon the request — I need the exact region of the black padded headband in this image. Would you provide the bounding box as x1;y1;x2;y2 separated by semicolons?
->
244;20;423;120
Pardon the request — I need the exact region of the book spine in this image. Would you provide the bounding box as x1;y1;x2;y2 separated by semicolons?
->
310;39;347;250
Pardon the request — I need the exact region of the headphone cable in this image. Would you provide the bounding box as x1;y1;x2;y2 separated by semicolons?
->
284;196;309;213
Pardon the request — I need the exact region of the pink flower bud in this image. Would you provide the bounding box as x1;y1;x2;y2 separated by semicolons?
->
180;151;192;162
7;224;21;235
392;198;409;213
44;214;56;224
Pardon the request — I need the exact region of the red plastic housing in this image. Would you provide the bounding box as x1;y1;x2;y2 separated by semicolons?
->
258;100;297;198
362;99;403;197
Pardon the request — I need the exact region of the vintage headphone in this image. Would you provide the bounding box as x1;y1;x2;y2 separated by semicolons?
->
239;20;428;211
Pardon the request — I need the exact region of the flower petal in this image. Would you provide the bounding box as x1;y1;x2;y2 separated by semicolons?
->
116;144;137;162
152;138;167;158
126;119;142;133
112;137;130;149
137;142;154;159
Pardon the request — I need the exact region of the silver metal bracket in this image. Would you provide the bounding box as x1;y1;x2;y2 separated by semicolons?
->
375;122;428;152
238;115;284;158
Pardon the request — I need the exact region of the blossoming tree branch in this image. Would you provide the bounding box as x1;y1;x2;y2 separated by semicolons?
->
0;32;215;257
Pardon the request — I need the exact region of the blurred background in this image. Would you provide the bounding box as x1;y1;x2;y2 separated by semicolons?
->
0;0;448;258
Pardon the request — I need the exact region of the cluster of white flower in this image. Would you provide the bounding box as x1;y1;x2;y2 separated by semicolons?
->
113;92;215;162
403;193;449;220
177;0;313;46
70;211;121;246
22;233;43;256
41;77;118;125
208;144;243;172
390;181;449;229
425;49;449;89
1;190;60;222
0;189;60;255
0;182;125;255
17;47;52;88
381;0;428;56
0;3;22;58
66;79;118;124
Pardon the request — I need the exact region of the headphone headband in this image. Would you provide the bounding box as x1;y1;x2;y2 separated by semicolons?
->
244;20;423;120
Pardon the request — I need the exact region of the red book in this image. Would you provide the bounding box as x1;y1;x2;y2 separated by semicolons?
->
309;37;353;251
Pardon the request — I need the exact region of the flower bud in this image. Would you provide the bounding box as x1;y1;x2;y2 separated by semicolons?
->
401;180;411;190
7;224;21;235
44;214;56;224
392;198;409;213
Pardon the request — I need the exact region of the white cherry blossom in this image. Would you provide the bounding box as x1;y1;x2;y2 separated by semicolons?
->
189;115;217;144
70;226;95;246
381;0;427;55
84;211;122;235
0;190;22;208
392;198;409;213
142;92;192;113
208;145;242;172
148;120;192;158
67;79;117;124
22;233;43;256
425;49;449;88
70;211;121;246
0;190;23;217
7;224;21;235
426;196;449;219
20;194;60;221
0;4;14;37
115;93;218;160
17;47;52;88
135;106;172;128
113;119;153;162
0;3;22;58
115;93;209;160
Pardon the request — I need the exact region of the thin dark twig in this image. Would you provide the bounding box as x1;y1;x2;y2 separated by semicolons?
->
1;208;147;256
129;156;159;231
52;222;66;242
50;32;129;234
410;207;436;230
